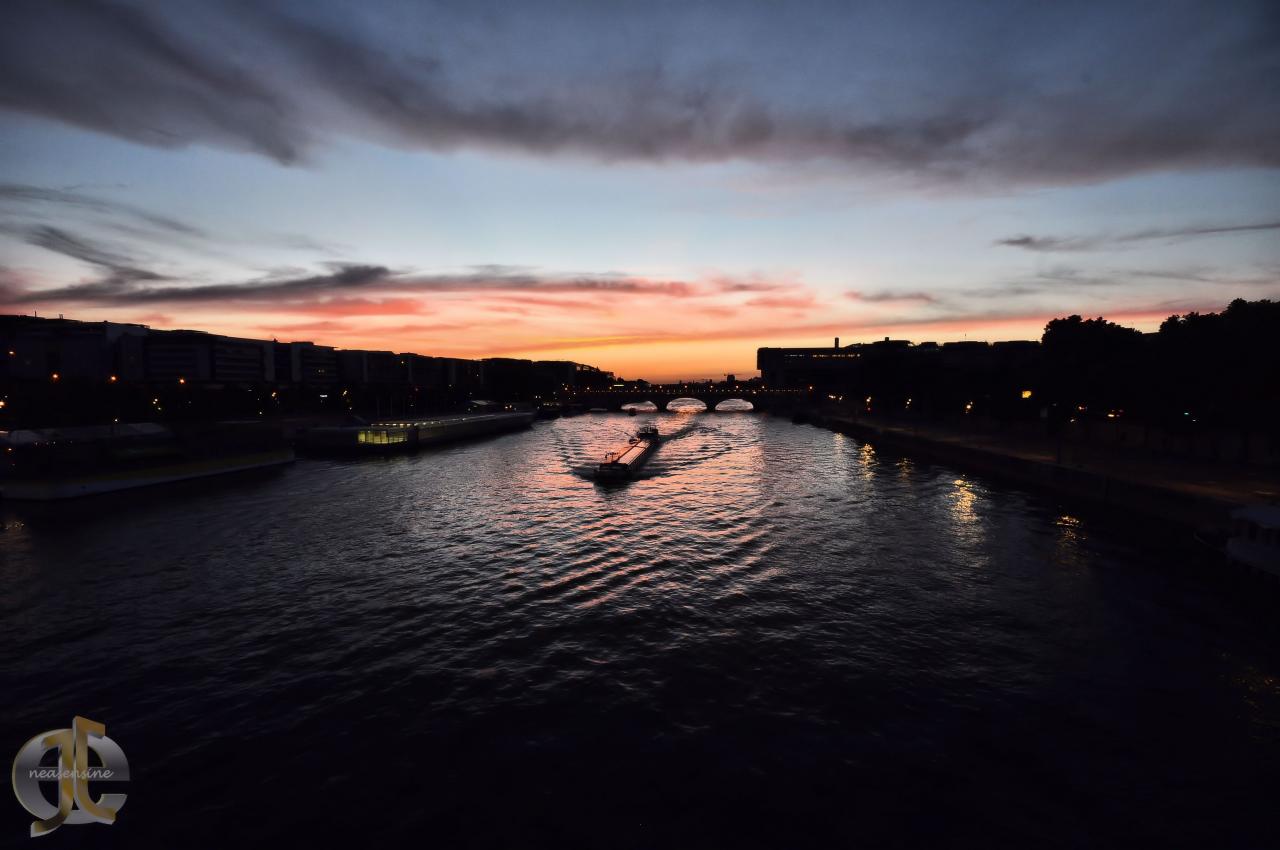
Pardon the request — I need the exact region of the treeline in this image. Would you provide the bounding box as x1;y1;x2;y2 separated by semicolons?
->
818;298;1278;432
1040;298;1279;428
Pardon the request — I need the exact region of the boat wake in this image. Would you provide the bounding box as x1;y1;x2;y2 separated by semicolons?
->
559;416;733;483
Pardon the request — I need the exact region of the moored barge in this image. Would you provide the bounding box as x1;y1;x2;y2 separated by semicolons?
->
297;410;535;454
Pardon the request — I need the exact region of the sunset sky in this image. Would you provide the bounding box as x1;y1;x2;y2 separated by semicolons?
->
1;0;1277;381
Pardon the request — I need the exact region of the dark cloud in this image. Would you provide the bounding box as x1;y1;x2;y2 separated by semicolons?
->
0;194;744;306
996;220;1280;252
0;182;351;258
962;266;1120;298
713;279;790;293
1;1;1275;185
261;232;346;256
2;262;716;306
1127;266;1280;288
23;226;155;277
5;225;169;293
252;5;999;173
846;290;939;304
997;235;1079;252
961;262;1280;300
9;263;393;305
0;0;303;162
0;183;203;235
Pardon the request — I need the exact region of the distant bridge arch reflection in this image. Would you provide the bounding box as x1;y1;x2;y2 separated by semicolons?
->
667;397;708;413
573;385;801;412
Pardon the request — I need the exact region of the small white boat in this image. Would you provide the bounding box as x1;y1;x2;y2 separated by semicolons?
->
1226;505;1280;577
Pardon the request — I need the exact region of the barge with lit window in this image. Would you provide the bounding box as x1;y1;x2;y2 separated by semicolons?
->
297;410;535;454
594;424;661;482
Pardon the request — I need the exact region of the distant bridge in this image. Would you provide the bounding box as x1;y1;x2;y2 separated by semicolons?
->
571;386;803;412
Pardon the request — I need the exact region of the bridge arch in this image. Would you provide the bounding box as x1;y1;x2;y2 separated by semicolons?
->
714;398;755;412
666;397;708;413
620;400;658;412
570;386;801;412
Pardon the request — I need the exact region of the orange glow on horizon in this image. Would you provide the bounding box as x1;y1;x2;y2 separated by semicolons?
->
24;298;1198;383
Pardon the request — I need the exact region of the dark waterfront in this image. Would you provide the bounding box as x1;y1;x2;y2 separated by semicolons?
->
2;413;1277;848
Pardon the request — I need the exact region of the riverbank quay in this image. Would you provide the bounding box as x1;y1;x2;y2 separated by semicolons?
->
812;412;1278;532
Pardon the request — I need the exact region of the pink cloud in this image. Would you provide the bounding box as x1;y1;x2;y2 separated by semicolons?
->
288;297;430;317
744;293;817;310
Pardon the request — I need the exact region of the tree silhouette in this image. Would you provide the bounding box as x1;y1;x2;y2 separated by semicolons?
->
1041;315;1144;418
1156;299;1280;427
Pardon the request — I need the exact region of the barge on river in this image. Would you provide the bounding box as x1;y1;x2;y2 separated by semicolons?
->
594;424;662;482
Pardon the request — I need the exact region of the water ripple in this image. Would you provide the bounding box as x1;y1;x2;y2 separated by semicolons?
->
1;413;1277;847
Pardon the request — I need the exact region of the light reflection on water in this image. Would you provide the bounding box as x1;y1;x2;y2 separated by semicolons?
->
0;413;1276;847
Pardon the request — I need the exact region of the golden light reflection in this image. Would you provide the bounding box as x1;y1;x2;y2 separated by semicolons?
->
851;442;876;483
1053;514;1086;559
1229;662;1280;724
950;477;978;526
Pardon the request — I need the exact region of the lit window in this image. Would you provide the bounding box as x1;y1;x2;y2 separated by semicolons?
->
358;429;409;445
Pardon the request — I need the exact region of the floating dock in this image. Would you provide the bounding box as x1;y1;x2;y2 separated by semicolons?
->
298;411;535;454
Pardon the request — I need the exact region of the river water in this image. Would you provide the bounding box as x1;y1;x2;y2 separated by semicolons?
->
1;412;1276;848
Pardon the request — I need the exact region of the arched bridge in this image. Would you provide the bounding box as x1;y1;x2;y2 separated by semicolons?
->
571;386;803;412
